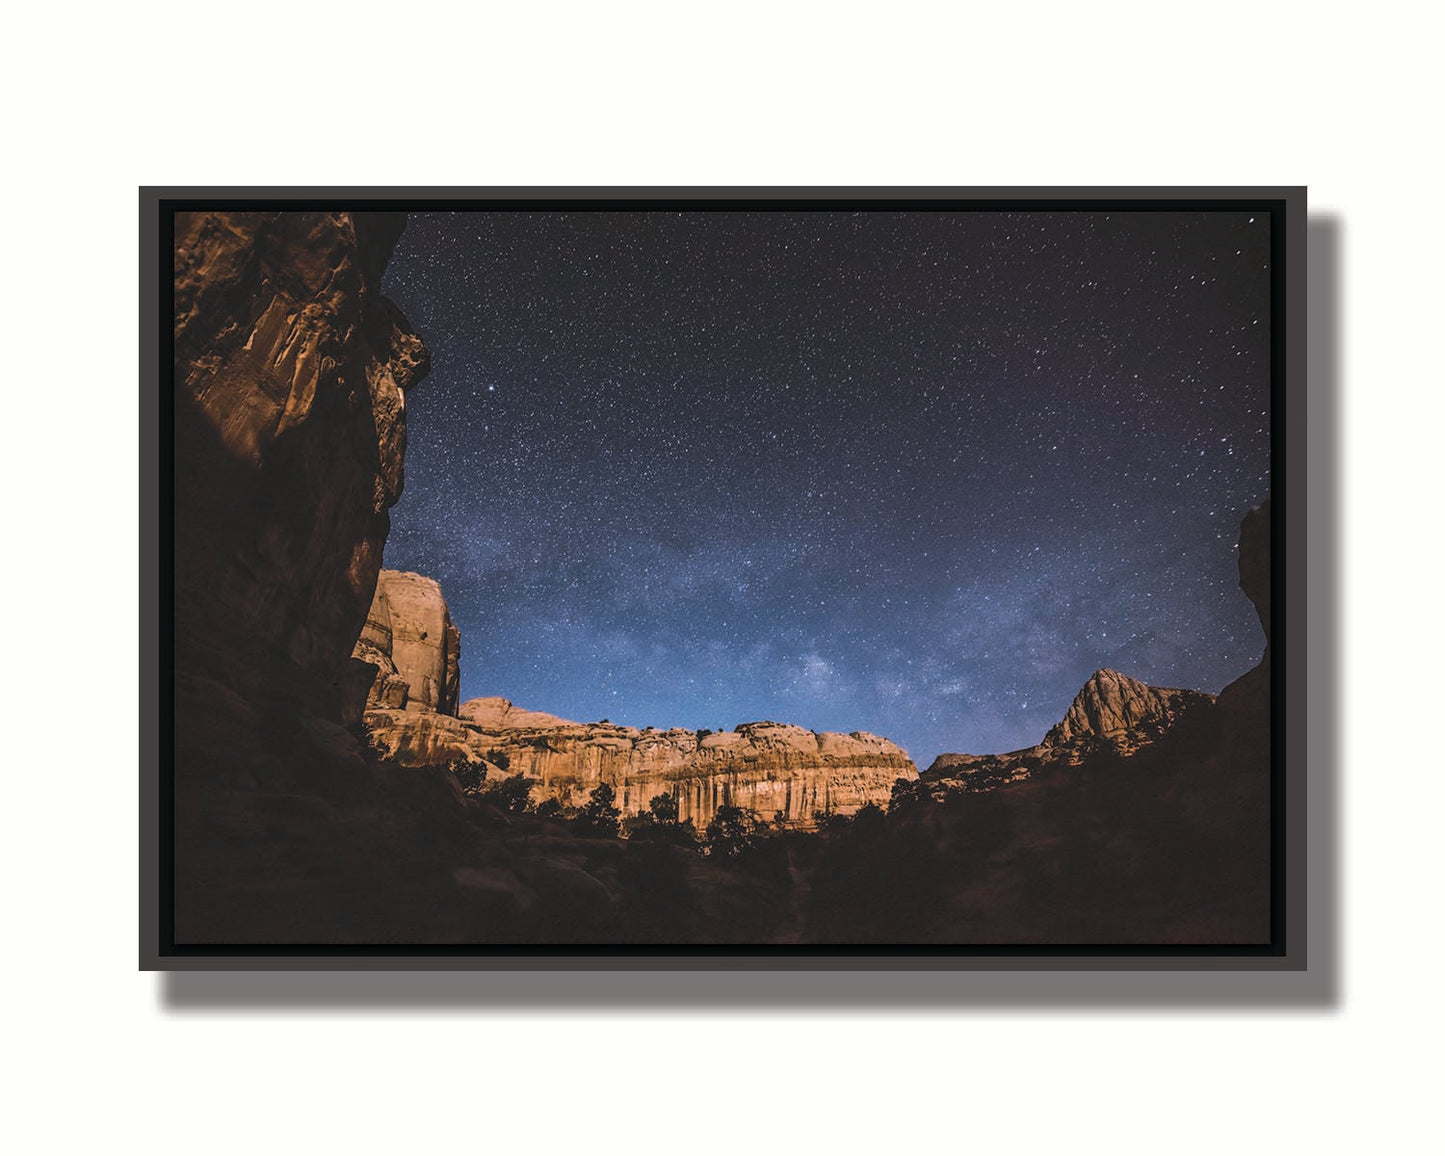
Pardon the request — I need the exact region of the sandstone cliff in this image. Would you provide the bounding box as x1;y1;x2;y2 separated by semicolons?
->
173;210;429;781
911;669;1216;800
352;570;461;715
362;693;917;829
1041;669;1214;752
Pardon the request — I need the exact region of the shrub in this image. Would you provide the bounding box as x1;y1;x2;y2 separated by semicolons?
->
852;802;886;836
888;777;921;813
573;781;621;839
705;805;752;857
481;772;535;813
648;793;680;824
623;811;659;839
450;760;486;793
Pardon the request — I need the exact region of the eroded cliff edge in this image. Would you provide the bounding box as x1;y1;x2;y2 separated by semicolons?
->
173;211;430;782
353;570;461;715
352;572;916;827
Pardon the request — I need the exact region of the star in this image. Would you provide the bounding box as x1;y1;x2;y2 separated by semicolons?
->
379;208;1271;765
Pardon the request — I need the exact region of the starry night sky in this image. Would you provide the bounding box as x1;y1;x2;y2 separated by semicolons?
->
379;209;1270;769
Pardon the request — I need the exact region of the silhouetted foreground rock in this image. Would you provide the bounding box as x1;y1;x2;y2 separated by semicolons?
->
168;209;1271;946
173;211;429;786
823;500;1273;944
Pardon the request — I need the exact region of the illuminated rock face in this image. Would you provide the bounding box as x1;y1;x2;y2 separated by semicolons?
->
352;571;461;715
172;210;429;781
362;692;917;829
916;671;1216;798
1040;669;1213;752
915;499;1273;802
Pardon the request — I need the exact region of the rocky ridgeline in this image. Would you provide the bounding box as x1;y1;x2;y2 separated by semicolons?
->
908;669;1216;801
907;500;1270;804
1041;668;1214;752
352;571;917;828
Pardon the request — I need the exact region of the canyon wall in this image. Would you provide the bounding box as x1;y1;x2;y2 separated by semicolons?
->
173;211;429;779
352;570;461;715
350;571;916;828
364;697;917;828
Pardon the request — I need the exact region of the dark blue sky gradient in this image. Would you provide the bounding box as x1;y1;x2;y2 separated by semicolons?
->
379;210;1270;768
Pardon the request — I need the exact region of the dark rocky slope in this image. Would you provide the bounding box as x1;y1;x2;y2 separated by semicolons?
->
907;669;1215;798
807;501;1273;944
168;215;795;945
167;211;1272;946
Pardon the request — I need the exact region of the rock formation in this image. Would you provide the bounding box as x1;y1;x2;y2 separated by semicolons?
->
352;570;461;715
1041;669;1213;752
173;210;429;782
345;566;916;828
362;693;917;829
1215;498;1272;727
1237;497;1271;652
908;669;1215;801
818;498;1274;945
910;498;1271;805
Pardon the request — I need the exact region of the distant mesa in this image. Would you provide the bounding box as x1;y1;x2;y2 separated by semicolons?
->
351;571;917;830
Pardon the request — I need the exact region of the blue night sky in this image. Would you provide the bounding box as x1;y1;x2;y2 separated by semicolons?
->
379;209;1270;770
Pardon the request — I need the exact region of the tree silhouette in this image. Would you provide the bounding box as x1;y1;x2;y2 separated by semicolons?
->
649;792;680;824
574;781;621;838
705;805;752;857
482;772;535;813
450;760;485;793
852;802;886;836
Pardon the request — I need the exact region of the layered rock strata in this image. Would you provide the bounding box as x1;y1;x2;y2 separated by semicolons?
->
1041;669;1213;751
1215;498;1272;725
912;669;1216;799
363;694;917;829
352;570;461;714
173;211;429;779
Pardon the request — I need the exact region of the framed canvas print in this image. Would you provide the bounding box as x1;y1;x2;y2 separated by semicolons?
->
143;188;1304;969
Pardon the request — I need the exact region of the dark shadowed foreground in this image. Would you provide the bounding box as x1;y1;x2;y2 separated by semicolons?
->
170;211;1270;947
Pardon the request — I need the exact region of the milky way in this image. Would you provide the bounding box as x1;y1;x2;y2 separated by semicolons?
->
378;208;1271;768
